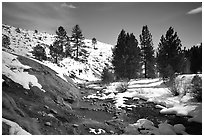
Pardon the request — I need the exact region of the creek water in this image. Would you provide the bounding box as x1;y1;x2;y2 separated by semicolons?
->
73;96;202;135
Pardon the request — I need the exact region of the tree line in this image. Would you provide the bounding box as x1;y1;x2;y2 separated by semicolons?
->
111;26;202;80
30;24;201;80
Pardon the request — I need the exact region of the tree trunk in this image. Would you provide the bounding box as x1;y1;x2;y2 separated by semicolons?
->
144;60;147;78
55;56;58;64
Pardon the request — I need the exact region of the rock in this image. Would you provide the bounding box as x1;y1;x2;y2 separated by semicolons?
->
44;105;49;109
63;96;75;104
158;123;176;135
173;124;186;134
45;122;51;126
63;101;72;110
109;130;114;134
135;119;154;129
124;124;140;135
47;113;55;118
72;124;79;128
50;109;57;114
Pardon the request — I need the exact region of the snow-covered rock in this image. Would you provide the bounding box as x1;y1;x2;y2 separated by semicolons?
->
2;118;31;135
2;51;45;92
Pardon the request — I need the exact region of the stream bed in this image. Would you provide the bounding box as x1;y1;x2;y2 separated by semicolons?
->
73;94;202;135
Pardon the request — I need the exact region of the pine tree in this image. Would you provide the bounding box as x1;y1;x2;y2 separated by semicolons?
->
156;27;183;78
92;37;97;49
185;44;202;73
112;30;142;79
139;25;156;78
126;33;142;79
50;26;69;64
112;29;127;79
71;25;85;60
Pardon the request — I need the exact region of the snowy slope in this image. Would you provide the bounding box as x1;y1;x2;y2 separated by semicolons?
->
2;24;55;56
2;24;114;83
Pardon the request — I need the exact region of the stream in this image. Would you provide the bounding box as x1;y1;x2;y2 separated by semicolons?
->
73;89;202;135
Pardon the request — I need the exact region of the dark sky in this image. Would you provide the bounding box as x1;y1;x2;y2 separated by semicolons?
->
2;2;202;49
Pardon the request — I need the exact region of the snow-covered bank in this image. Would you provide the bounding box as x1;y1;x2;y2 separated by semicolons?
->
2;51;45;92
2;118;31;135
86;75;202;123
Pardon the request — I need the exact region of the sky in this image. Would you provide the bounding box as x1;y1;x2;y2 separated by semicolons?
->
2;2;202;49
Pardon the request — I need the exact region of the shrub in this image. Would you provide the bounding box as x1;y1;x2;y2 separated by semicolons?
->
191;75;202;102
2;34;11;49
15;28;21;33
101;67;115;84
32;44;47;61
116;81;128;93
165;76;179;96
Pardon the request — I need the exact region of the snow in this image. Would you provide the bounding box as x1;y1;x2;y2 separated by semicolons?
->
86;76;202;123
160;103;197;116
2;24;114;84
2;24;55;57
2;51;46;92
89;128;106;134
128;80;163;88
2;118;31;135
174;74;202;95
86;79;171;109
129;78;161;84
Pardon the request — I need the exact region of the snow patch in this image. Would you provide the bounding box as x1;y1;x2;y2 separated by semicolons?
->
2;51;46;92
89;128;106;134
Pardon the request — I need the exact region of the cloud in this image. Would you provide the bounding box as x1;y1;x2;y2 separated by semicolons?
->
187;6;202;14
61;3;76;9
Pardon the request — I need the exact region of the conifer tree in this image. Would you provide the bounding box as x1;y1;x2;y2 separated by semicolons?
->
112;30;142;79
50;26;69;64
156;27;183;78
139;25;156;78
71;25;85;60
185;44;202;73
92;37;97;49
126;33;142;79
112;29;127;79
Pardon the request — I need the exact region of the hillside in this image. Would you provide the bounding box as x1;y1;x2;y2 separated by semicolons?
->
2;24;114;83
